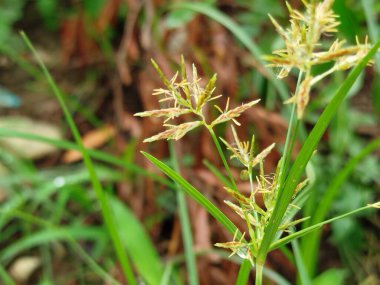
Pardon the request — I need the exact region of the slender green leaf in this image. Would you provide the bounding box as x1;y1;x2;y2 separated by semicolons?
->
142;151;240;237
0;210;119;284
257;40;380;264
169;142;198;285
0;226;107;263
301;138;380;276
270;204;376;250
160;262;174;285
0;265;16;285
291;236;311;285
203;159;232;188
361;0;380;111
312;268;347;285
109;196;164;285
21;32;136;284
236;260;252;285
0;128;172;187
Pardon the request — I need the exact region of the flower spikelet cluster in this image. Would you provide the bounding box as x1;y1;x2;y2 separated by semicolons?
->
135;56;260;142
215;160;308;261
220;126;275;174
265;0;374;118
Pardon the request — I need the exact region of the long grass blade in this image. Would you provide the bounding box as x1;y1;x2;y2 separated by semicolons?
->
169;142;198;285
203;159;232;188
0;226;107;263
301;138;380;276
0;265;16;285
0;209;120;284
270;204;377;250
235;260;252;285
142;151;240;237
291;234;311;285
256;40;380;264
20;32;136;285
0;128;172;187
109;196;164;285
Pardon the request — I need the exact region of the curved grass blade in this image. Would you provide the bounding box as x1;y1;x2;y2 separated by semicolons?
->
109;196;164;285
291;234;311;285
142;151;240;237
236;259;252;285
21;32;136;284
0;209;120;285
169;142;198;285
0;265;16;285
0;226;107;263
170;2;289;102
0;128;172;187
256;40;380;265
270;204;377;250
301;138;380;276
203;159;232;188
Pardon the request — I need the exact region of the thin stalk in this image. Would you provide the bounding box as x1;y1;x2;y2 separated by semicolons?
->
254;71;303;279
249;173;260;240
291;234;311;285
279;71;303;188
169;142;199;285
21;32;136;285
236;260;252;285
207;126;254;279
255;263;264;285
207;126;238;191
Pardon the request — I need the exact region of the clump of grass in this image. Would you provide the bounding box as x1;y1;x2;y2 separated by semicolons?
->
136;1;380;284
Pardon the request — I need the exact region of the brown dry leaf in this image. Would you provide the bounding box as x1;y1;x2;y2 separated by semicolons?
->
60;13;99;65
209;22;239;98
122;109;143;138
95;0;121;33
60;0;120;65
62;125;116;163
116;0;142;85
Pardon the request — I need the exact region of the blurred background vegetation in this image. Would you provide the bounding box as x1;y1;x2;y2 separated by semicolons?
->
0;0;379;284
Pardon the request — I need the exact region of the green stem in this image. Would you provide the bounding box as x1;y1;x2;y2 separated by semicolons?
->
249;173;260;240
255;263;264;285
207;126;255;279
236;260;252;285
254;71;303;271
207;126;238;191
278;72;303;188
169;142;199;285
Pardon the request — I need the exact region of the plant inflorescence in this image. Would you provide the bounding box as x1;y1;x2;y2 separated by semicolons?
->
265;0;373;118
135;0;380;284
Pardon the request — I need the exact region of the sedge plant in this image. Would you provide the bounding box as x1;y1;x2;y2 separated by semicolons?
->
136;0;380;283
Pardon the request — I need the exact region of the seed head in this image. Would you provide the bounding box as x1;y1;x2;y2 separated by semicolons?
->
136;58;260;142
266;0;375;118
